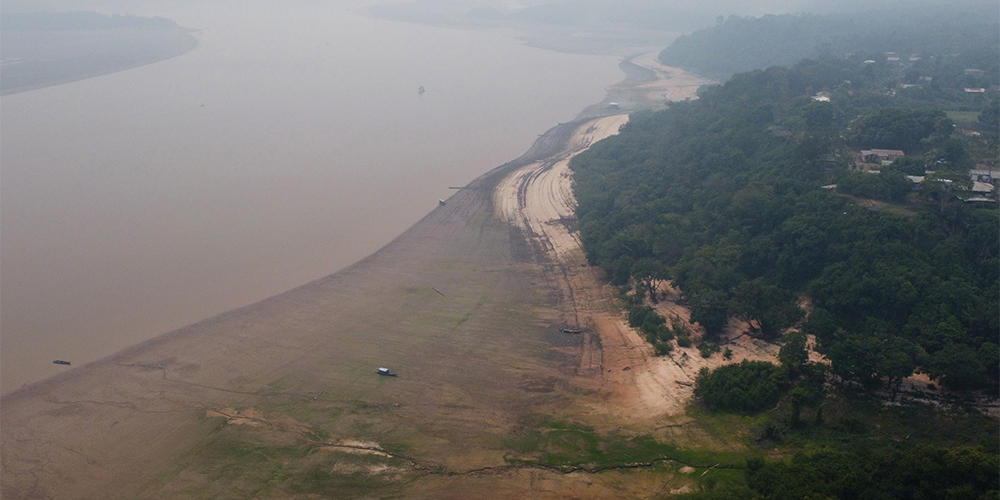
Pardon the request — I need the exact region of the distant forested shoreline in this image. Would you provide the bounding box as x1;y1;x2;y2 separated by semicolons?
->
0;11;199;95
0;11;184;31
659;8;1000;81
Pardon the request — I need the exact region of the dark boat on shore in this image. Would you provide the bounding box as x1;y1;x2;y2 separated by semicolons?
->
53;360;71;366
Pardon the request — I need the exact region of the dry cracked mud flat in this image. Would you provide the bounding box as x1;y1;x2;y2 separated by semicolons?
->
2;58;747;499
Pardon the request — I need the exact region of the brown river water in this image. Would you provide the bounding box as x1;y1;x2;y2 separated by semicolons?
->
0;0;623;393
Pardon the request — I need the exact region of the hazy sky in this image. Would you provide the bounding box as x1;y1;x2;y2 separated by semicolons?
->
6;0;995;19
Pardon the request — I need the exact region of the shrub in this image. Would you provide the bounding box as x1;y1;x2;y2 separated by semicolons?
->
699;342;718;358
695;361;788;413
654;341;674;356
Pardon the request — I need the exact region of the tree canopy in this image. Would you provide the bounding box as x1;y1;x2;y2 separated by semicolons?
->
658;9;1000;84
695;361;787;414
572;51;999;392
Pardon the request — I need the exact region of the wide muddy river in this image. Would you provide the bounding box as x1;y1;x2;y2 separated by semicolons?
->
1;0;622;393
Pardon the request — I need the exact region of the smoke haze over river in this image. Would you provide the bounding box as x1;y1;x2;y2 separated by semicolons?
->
0;1;621;393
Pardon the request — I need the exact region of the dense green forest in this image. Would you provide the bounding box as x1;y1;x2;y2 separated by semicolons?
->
573;52;998;391
658;8;1000;82
572;26;998;496
679;444;999;500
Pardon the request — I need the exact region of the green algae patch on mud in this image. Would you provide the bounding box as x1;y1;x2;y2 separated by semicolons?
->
505;417;746;473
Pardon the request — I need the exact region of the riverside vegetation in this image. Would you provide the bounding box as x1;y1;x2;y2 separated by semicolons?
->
570;11;998;499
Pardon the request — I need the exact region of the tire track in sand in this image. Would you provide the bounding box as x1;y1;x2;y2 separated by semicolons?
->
493;54;784;424
494;114;696;421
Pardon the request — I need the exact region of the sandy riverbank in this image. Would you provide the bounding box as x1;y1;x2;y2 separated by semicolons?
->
1;54;731;498
492;59;779;427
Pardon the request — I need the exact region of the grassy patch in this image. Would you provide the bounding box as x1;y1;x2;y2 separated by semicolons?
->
946;110;981;125
183;415;417;498
506;417;746;471
192;429;308;497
